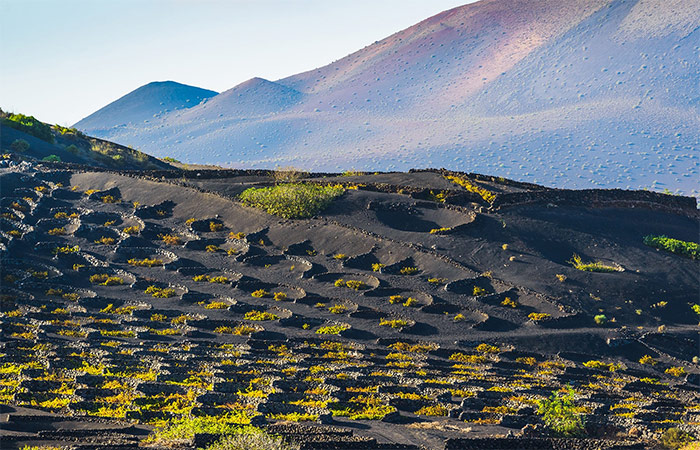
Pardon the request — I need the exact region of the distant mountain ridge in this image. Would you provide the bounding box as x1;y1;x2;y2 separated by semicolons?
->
74;81;217;133
74;0;700;196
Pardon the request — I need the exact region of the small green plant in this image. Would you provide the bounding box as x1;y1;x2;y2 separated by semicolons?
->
399;266;419;275
52;245;79;255
101;195;118;203
379;318;409;329
328;304;348;314
239;183;344;219
251;289;269;298
204;430;300;450
639;355;657;365
344;280;367;290
89;274;124;285
569;254;621;273
127;257;163;267
476;343;500;354
403;297;418;307
158;234;182;245
209;222;224;232
665;366;686;377
415;405;448;416
145;286;176;298
371;263;385;272
95;236;116;245
501;297;518;308
316;324;349;335
244;310;279;321
209;276;229;284
473;286;487;296
594;314;607;325
660;428;696;449
528;312;551;322
273;292;287;301
643;235;698;259
537;388;585;437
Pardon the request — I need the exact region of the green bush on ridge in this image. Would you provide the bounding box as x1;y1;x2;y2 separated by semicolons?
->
2;113;54;143
239;183;344;219
643;235;698;260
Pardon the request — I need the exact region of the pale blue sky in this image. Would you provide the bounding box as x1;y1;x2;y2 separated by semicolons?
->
1;0;474;125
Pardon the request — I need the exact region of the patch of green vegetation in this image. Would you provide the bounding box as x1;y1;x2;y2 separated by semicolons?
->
244;310;278;321
10;139;29;153
643;235;698;260
2;113;54;143
316;324;349;335
537;388;585;437
127;258;163;267
204;430;300;450
660;428;696;449
145;286;176;298
445;174;496;203
329;395;396;420
239;183;344;219
162;156;181;163
569;254;621;273
145;415;259;446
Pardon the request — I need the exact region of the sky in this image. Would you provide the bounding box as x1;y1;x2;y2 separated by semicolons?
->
0;0;474;126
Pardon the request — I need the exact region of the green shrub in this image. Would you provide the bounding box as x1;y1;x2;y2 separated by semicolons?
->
661;428;695;449
569;254;621;273
42;154;61;162
2;113;54;143
10;139;29;153
536;388;585;437
644;235;698;260
145;415;258;445
594;314;607;325
239;183;344;219
205;431;299;450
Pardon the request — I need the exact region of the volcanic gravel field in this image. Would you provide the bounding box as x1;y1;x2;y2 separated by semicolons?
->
0;165;698;449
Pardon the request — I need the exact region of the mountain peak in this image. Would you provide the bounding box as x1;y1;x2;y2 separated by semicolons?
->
74;81;218;131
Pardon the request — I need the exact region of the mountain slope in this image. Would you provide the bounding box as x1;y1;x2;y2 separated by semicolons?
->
74;81;217;136
1;110;174;170
74;0;700;195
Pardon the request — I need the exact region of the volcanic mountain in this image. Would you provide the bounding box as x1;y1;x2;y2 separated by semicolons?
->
74;81;217;134
75;0;700;195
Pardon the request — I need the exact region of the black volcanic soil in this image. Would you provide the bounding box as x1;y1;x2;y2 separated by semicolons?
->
0;165;698;450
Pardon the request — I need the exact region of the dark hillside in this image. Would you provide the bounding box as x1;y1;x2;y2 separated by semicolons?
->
0;164;697;449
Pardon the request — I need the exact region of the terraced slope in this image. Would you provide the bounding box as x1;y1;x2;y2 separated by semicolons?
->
0;166;698;449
